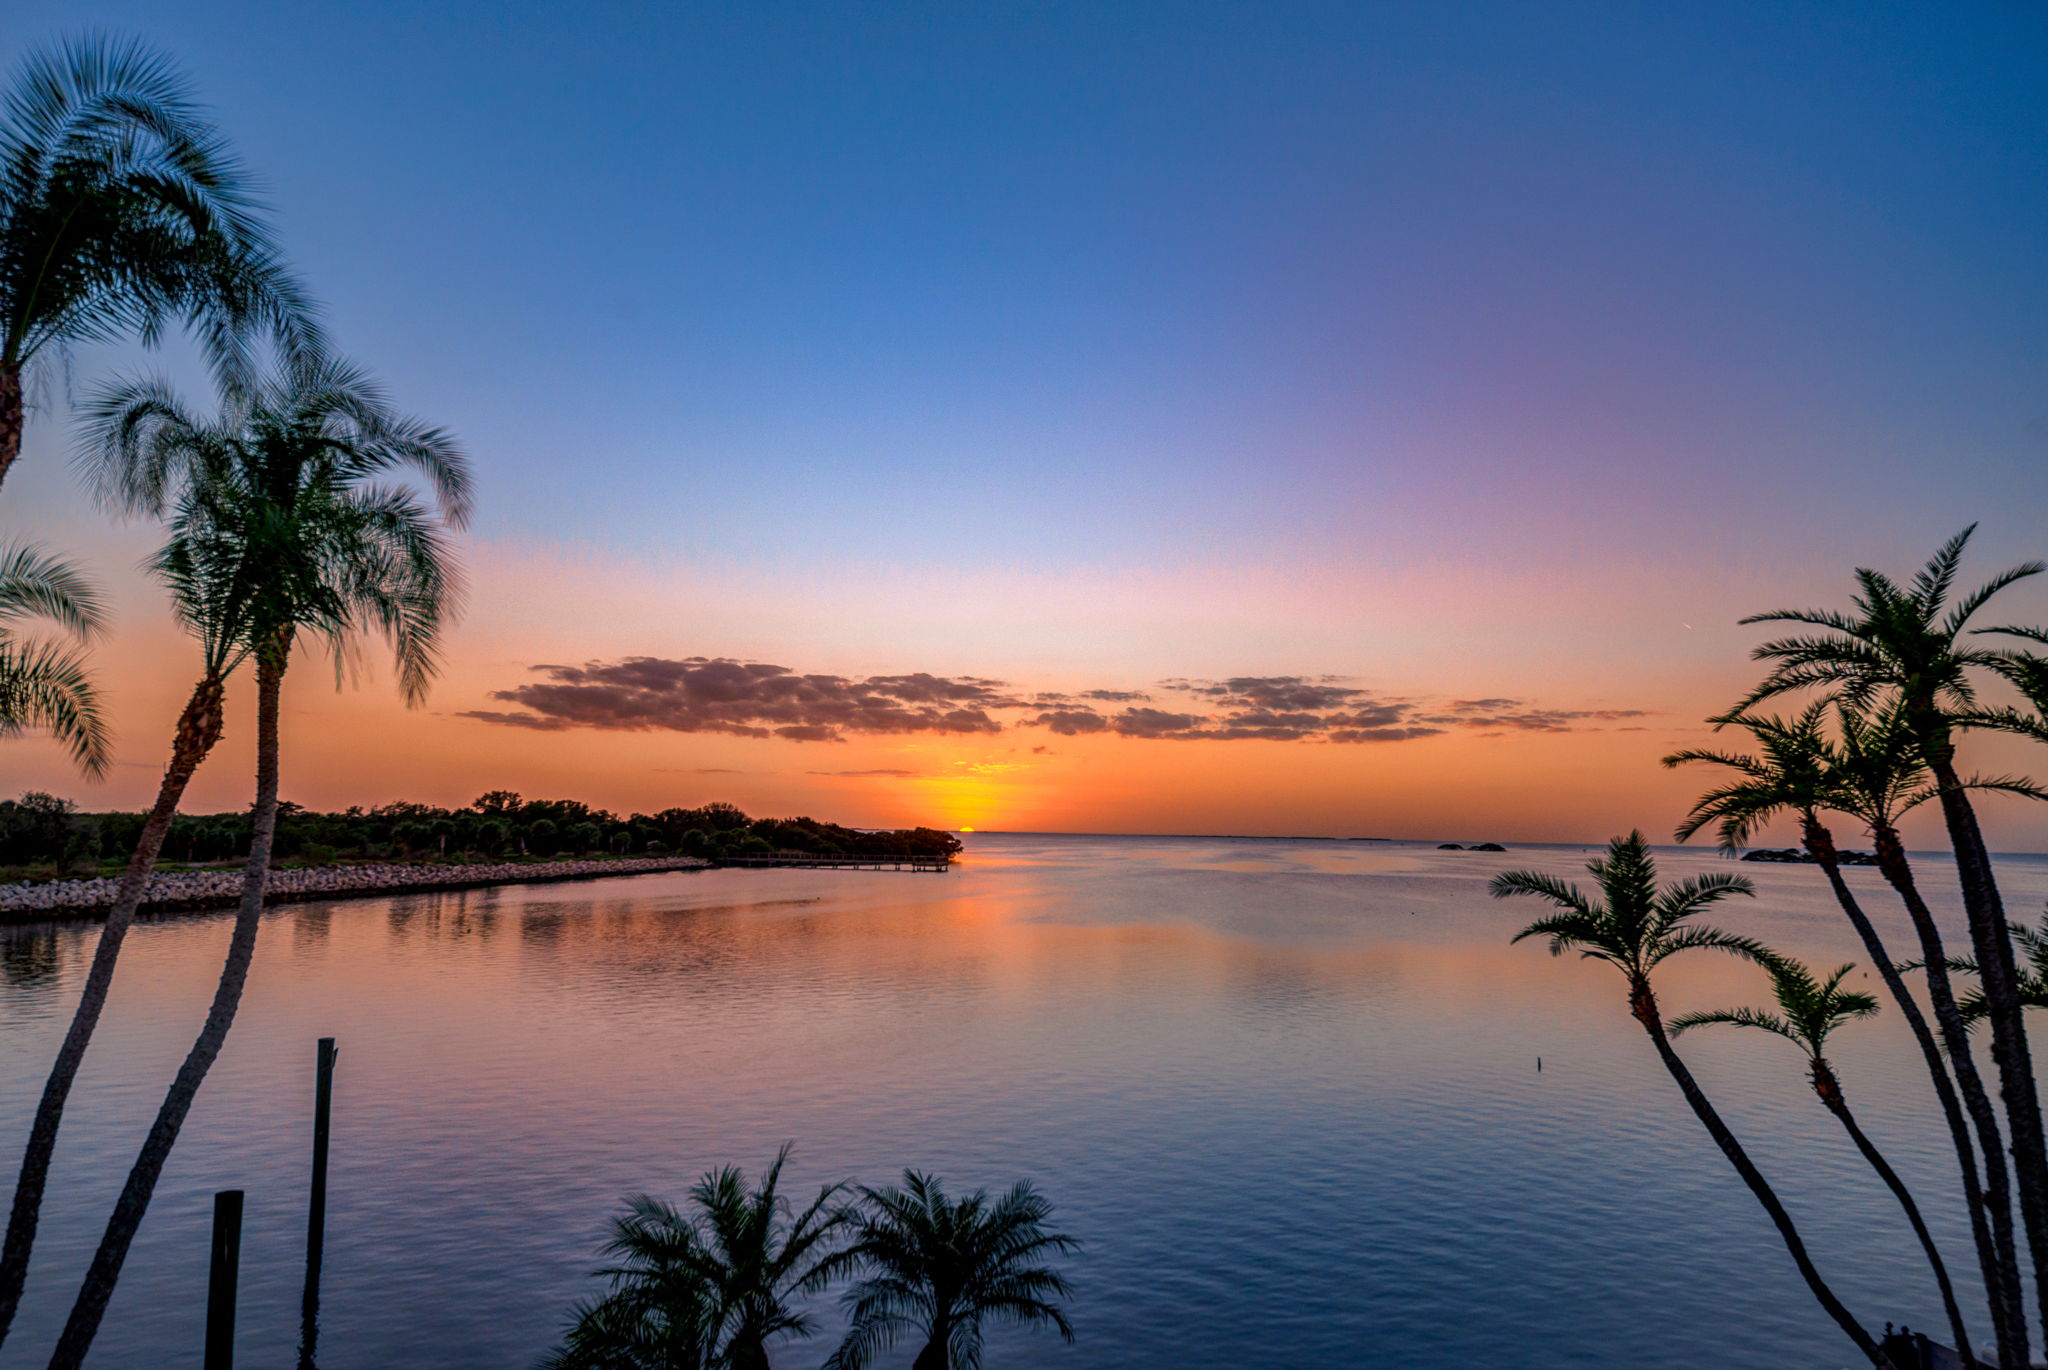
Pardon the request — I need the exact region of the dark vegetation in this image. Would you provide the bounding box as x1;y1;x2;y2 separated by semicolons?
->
0;791;962;881
544;1150;1078;1370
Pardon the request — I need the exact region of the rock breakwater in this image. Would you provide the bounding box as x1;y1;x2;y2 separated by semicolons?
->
0;855;712;923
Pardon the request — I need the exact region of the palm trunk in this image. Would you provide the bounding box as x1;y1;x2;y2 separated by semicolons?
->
1811;1056;1974;1360
1920;734;2048;1345
0;361;21;496
1630;978;1882;1365
0;673;226;1351
1803;817;2023;1364
727;1333;771;1370
46;649;284;1370
1875;820;2028;1365
911;1325;950;1370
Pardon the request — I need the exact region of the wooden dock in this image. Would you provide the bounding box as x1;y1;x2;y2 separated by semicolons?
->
713;852;953;873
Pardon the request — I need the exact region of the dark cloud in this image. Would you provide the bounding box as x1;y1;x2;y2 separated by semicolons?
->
467;657;1644;749
1031;709;1111;736
1426;700;1653;733
460;657;1010;742
1327;726;1447;743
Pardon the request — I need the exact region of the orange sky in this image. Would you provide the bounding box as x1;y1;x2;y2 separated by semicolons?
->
10;524;2048;851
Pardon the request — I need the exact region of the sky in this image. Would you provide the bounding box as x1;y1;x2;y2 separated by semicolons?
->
5;1;2048;845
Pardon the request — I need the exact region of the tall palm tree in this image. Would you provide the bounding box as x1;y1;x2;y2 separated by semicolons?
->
0;34;319;492
826;1172;1078;1370
1493;833;1881;1365
0;542;107;774
543;1148;847;1370
47;355;468;1369
0;514;256;1346
1664;706;2026;1363
1832;697;2043;1364
1670;957;1973;1358
1740;526;2048;1339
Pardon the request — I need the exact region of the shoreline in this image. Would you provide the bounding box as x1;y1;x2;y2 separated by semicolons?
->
0;855;714;926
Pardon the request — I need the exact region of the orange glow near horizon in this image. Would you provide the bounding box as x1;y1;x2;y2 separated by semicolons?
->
4;535;2048;852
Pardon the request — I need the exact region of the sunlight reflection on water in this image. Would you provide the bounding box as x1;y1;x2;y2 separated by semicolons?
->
4;833;2044;1369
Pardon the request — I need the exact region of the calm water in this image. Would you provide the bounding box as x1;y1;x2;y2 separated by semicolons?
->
3;833;2043;1369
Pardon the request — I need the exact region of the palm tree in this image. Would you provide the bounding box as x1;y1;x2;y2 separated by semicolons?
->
689;1149;848;1369
1493;833;1881;1365
1664;706;2026;1362
826;1172;1078;1370
1670;957;1972;1358
1916;912;2048;1026
541;1200;722;1370
1833;698;2041;1364
543;1148;847;1370
0;543;107;774
47;355;468;1369
0;34;320;492
1740;526;2048;1339
0;515;256;1346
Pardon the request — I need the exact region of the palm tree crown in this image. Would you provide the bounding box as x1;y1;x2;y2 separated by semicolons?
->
1669;958;1878;1063
1920;914;2048;1026
1664;702;1844;848
0;542;108;774
1493;831;1766;1001
0;34;320;489
545;1147;847;1370
1739;524;2039;715
77;354;470;694
828;1172;1079;1370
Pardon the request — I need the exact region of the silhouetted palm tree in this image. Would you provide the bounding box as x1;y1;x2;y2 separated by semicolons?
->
1493;833;1881;1365
540;1198;722;1370
0;35;319;492
1671;956;1972;1357
544;1148;847;1370
47;356;467;1368
1832;698;2038;1362
0;513;255;1345
1664;705;2026;1361
1915;911;2048;1026
827;1172;1078;1370
1740;525;2048;1341
0;543;106;775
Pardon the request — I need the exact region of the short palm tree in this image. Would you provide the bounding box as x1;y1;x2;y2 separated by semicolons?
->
1740;526;2048;1338
541;1198;722;1370
0;517;256;1345
1919;912;2048;1026
1671;957;1971;1357
827;1173;1078;1370
544;1148;847;1370
1493;833;1880;1365
0;34;319;492
0;543;107;775
1665;705;2025;1361
48;356;468;1368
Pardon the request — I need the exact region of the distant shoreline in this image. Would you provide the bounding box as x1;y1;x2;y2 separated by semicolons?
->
0;855;713;926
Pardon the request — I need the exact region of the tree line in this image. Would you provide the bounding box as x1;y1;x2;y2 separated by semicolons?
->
0;790;963;876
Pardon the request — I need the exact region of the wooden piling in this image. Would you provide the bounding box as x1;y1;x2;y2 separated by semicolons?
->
205;1189;243;1370
298;1037;337;1368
